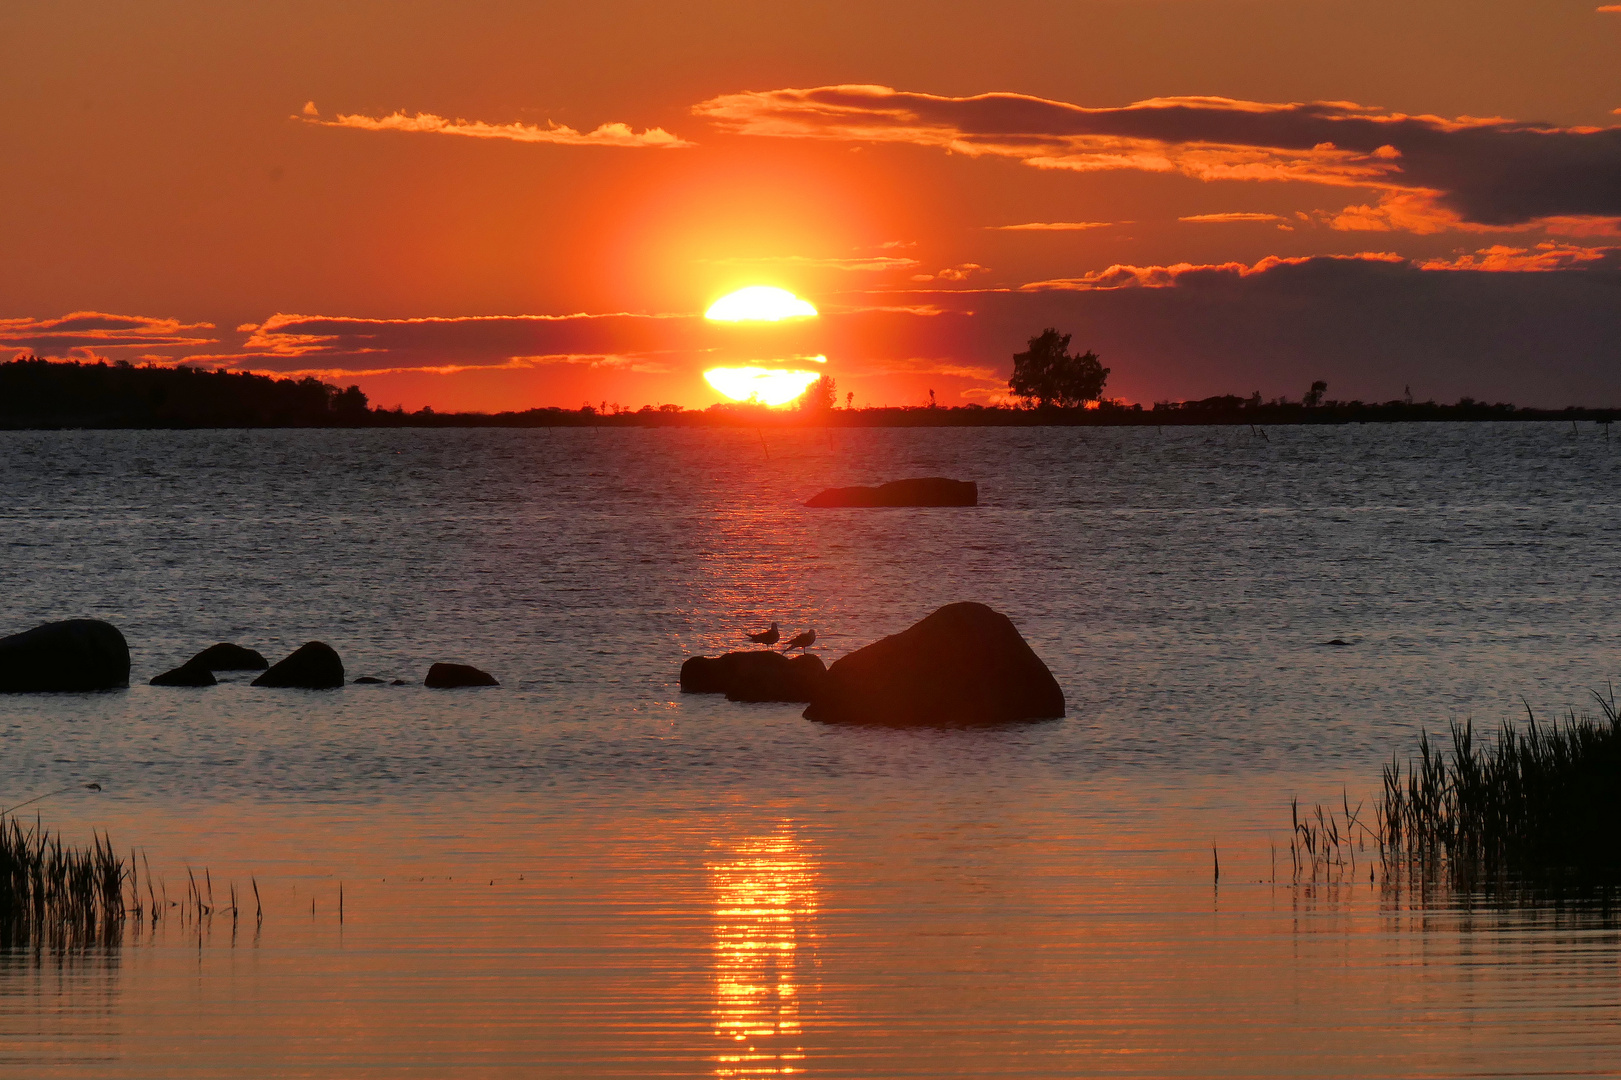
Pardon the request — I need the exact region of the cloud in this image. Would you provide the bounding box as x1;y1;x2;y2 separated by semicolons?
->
0;311;218;356
1179;212;1286;223
694;85;1621;233
990;221;1116;231
1417;243;1618;272
299;106;691;148
911;263;990;283
1018;252;1405;291
1599;5;1621;11
699;254;919;271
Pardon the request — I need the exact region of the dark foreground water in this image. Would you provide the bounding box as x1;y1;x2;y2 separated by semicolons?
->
2;424;1619;1077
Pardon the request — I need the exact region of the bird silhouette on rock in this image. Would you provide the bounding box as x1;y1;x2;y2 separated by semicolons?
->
747;622;780;646
783;629;816;653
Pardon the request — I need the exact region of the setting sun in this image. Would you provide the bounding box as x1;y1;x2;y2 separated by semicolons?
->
703;365;823;405
704;286;818;322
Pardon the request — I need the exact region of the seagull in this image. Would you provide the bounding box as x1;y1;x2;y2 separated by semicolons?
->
782;629;816;653
747;621;780;646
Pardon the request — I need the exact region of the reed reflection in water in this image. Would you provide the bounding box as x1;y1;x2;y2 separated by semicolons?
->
711;824;818;1077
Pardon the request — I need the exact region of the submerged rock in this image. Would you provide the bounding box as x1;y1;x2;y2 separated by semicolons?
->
804;477;977;508
680;650;827;703
251;642;344;689
803;602;1063;726
188;642;269;671
0;619;130;693
150;661;216;687
425;662;499;688
353;676;386;684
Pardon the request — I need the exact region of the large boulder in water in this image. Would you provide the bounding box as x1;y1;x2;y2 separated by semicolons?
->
188;642;269;671
425;662;499;688
150;660;216;687
251;642;344;689
805;477;977;508
803;602;1063;726
0;619;131;693
680;651;828;703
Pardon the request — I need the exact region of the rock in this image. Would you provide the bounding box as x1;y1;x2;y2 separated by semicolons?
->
353;676;386;684
804;477;977;508
680;650;827;703
251;642;344;689
389;679;407;686
425;662;498;688
803;602;1063;726
150;661;216;687
187;642;269;671
0;619;130;693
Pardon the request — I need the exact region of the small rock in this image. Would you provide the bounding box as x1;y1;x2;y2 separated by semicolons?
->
425;662;498;688
353;676;386;684
150;661;216;687
390;679;407;686
680;650;827;702
0;619;130;693
187;642;269;671
805;477;977;508
252;642;345;689
804;602;1063;726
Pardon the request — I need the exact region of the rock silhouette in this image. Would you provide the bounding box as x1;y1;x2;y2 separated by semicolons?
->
680;650;827;702
425;663;499;688
803;602;1063;726
251;642;345;689
150;661;216;687
0;619;130;693
188;642;269;670
353;676;386;684
804;477;977;508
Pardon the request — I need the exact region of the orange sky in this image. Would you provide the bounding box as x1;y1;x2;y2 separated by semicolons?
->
4;1;1619;410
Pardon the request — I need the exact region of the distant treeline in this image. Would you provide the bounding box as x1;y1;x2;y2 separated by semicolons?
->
4;357;1618;429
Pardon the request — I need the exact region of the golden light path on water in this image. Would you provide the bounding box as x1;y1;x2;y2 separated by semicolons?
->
710;826;817;1077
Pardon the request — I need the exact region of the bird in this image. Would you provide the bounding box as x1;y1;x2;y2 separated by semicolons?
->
747;621;780;646
782;629;816;653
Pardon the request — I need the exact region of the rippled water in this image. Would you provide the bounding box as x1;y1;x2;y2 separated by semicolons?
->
2;424;1619;1076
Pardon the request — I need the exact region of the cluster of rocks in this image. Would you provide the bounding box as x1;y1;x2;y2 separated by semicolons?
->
0;620;500;692
682;601;1065;727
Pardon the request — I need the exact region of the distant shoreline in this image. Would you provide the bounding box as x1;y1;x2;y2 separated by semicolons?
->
4;356;1617;429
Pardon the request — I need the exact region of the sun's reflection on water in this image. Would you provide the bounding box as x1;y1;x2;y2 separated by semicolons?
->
710;824;818;1077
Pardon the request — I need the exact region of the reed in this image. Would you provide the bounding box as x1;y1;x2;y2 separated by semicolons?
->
0;814;127;949
1380;693;1621;880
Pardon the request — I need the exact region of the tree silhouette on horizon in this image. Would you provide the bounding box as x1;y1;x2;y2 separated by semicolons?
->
1009;329;1109;408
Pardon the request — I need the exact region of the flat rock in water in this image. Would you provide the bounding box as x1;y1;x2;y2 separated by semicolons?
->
803;602;1063;726
425;662;499;688
150;661;217;687
0;619;130;693
252;642;345;689
188;642;269;671
353;676;386;684
804;477;977;508
680;650;827;702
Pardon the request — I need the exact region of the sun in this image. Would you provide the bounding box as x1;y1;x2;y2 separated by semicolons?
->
704;286;818;322
704;366;823;406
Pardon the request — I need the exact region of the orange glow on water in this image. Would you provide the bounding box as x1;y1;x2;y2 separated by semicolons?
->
704;287;818;323
704;366;823;406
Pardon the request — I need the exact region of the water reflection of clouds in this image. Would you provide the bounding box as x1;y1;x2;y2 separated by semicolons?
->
710;824;817;1077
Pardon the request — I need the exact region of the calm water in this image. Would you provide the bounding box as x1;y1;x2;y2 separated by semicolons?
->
2;424;1619;1077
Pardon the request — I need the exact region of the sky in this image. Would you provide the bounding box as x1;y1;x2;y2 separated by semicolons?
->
3;0;1619;411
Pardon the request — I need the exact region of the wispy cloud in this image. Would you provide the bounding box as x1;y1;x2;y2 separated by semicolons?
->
1179;212;1286;223
1598;6;1621;12
989;221;1115;231
911;263;990;283
699;254;918;271
299;105;691;148
694;85;1621;234
1417;243;1618;272
0;312;218;357
1019;252;1406;292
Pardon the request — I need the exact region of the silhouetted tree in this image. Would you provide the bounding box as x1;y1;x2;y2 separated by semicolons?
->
799;374;836;412
1303;380;1328;407
1009;329;1109;408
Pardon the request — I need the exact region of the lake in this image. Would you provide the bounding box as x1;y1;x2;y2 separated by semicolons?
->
2;423;1619;1077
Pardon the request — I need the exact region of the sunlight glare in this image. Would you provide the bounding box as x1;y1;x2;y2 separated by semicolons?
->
704;367;822;406
704;286;818;322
